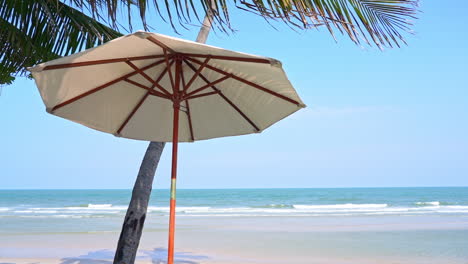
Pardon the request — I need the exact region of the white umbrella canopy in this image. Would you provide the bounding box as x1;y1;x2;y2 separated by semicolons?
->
28;31;305;142
28;31;305;264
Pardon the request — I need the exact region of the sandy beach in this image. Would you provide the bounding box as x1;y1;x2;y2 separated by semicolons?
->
2;214;468;264
2;188;468;264
2;0;468;262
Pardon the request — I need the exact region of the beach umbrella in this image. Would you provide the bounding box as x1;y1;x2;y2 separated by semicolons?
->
28;31;305;264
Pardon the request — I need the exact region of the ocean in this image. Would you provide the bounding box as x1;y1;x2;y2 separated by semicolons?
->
1;187;468;263
1;187;468;221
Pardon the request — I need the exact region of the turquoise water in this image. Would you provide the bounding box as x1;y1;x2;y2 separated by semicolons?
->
1;187;468;217
1;187;468;216
1;188;468;262
1;187;468;233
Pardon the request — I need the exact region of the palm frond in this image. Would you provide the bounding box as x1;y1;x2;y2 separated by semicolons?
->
0;0;122;84
69;0;417;48
1;0;419;84
237;0;419;48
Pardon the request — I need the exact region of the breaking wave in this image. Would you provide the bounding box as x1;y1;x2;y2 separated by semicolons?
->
2;203;468;218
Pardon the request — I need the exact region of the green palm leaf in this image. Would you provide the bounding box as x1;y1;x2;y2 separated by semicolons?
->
0;0;419;85
0;0;122;84
238;0;418;48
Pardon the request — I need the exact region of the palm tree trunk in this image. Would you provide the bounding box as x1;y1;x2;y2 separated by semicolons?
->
113;141;165;264
113;8;215;264
196;7;215;43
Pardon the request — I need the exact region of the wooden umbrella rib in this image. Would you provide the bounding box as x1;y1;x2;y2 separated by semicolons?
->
116;93;150;135
180;53;272;64
151;61;174;96
125;60;172;96
123;79;171;99
186;57;301;106
216;91;260;132
180;65;187;91
51;60;165;112
156;62;173;84
185;100;195;141
179;62;196;141
147;36;176;53
125;61;157;85
184;60;260;132
42;55;166;70
185;91;219;100
179;71;187;105
117;61;177;135
152;83;172;97
164;51;176;91
183;75;231;99
182;57;211;95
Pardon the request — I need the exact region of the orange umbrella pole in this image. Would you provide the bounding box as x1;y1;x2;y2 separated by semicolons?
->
168;100;179;264
168;58;182;264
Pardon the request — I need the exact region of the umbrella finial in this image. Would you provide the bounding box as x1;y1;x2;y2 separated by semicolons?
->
134;31;150;39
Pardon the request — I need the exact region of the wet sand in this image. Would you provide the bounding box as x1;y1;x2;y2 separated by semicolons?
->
1;215;468;264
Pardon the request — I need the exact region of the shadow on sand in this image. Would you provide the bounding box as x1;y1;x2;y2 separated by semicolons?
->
60;249;113;264
144;247;209;264
59;248;209;264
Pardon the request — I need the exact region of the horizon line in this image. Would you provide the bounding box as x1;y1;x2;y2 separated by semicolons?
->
1;186;467;190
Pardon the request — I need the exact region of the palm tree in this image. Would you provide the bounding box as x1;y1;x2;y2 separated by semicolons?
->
1;1;419;263
1;0;419;84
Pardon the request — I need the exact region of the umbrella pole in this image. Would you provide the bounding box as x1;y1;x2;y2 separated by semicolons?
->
168;101;180;264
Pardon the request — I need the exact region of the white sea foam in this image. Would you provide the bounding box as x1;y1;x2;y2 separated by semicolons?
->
13;210;34;213
18;215;96;218
416;201;440;206
260;204;292;208
64;204;121;211
3;203;468;218
443;205;468;210
147;206;211;212
293;204;388;209
88;204;113;208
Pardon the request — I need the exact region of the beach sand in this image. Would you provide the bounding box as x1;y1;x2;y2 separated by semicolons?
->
1;215;468;264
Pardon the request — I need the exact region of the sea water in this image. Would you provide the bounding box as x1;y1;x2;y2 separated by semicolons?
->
1;187;468;232
1;188;468;263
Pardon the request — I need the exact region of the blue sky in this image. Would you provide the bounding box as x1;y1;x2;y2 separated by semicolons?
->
1;1;467;189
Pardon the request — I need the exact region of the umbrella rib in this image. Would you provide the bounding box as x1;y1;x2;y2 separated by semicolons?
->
116;93;150;135
184;100;195;141
180;73;195;141
184;60;260;132
146;36;176;53
215;91;260;132
180;53;272;64
41;55;166;70
164;51;176;92
185;91;219;100
123;79;171;99
125;61;155;84
51;60;166;112
125;60;172;96
117;63;176;135
126;61;172;96
186;57;301;106
182;57;211;95
180;64;187;89
182;75;231;100
151;60;175;96
216;90;260;132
